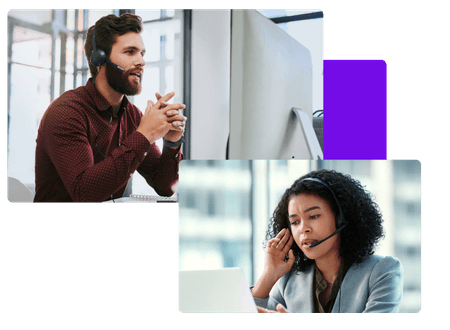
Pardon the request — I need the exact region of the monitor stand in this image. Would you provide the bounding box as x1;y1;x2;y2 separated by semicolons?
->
291;107;323;160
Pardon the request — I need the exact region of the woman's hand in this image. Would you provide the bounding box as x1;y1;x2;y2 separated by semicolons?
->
264;228;295;279
256;304;290;313
251;228;295;299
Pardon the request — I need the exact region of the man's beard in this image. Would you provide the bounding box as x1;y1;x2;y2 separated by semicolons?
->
105;62;142;96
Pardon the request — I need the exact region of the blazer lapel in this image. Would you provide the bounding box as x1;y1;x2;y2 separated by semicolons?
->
332;264;355;313
287;266;314;312
332;259;371;313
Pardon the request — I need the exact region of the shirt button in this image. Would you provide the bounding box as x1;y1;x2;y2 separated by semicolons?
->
144;152;147;156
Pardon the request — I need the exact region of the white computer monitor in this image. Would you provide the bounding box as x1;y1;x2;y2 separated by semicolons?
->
228;10;322;160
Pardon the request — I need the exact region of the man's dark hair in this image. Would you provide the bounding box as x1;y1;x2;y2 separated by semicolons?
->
265;169;385;273
85;13;143;77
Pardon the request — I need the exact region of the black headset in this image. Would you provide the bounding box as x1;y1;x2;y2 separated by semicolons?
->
90;29;124;71
300;177;347;229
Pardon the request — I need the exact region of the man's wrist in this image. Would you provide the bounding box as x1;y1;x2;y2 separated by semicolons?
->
135;128;156;145
163;135;184;148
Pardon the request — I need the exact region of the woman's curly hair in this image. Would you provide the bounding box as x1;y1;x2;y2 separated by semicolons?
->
265;169;384;273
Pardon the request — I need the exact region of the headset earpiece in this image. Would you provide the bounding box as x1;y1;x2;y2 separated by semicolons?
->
300;177;347;229
90;29;107;67
89;29;125;72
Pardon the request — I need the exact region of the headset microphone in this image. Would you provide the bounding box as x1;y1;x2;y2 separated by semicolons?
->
90;29;125;72
308;224;347;247
106;61;125;72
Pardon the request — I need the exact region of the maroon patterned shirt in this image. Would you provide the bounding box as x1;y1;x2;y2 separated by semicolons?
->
34;79;182;202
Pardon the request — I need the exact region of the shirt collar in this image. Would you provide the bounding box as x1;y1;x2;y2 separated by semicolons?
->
314;261;346;302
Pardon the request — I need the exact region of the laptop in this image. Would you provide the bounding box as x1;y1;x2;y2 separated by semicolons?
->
179;268;258;313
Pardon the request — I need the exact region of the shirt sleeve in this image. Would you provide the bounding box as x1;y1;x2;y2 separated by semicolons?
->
135;139;182;197
362;256;404;313
251;278;288;312
42;104;151;202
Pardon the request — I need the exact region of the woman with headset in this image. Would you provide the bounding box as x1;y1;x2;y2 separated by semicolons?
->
252;169;404;313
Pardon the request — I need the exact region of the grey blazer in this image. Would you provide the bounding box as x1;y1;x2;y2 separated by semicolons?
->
254;255;404;313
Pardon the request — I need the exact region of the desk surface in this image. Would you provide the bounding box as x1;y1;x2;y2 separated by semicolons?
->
103;195;178;203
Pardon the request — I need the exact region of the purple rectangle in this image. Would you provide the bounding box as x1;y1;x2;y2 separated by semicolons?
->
323;60;387;159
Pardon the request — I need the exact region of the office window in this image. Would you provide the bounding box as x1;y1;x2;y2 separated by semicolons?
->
392;161;421;312
7;9;114;192
179;161;253;279
7;9;184;197
132;10;184;195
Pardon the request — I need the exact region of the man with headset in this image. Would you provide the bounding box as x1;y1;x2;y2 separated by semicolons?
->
34;13;186;202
